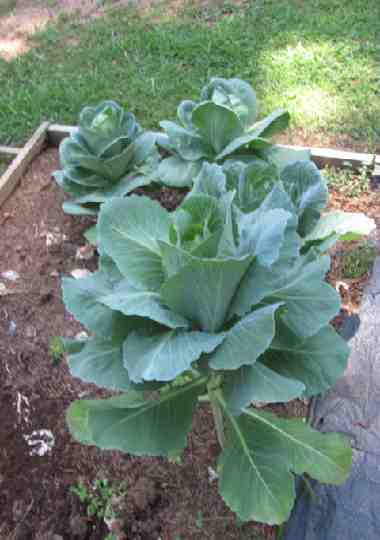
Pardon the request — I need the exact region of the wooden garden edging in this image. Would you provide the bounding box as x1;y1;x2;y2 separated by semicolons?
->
0;121;379;208
0;122;50;207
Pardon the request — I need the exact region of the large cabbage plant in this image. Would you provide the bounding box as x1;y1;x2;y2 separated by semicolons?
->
157;77;307;187
62;159;375;525
54;101;158;216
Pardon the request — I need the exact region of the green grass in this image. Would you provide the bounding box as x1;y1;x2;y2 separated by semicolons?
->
0;0;16;17
1;0;380;145
340;241;377;278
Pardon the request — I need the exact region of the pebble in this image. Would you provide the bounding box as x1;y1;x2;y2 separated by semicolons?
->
1;270;20;281
0;282;9;295
43;231;67;249
75;244;95;260
208;466;218;483
70;269;91;280
75;331;88;340
23;429;55;457
25;325;37;339
8;320;17;336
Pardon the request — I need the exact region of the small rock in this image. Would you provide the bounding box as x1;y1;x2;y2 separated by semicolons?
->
1;270;20;281
71;269;91;280
44;231;67;250
75;331;88;341
69;515;88;540
208;466;218;483
0;282;9;295
23;429;55;456
75;244;95;260
13;499;26;522
8;320;17;336
25;325;37;339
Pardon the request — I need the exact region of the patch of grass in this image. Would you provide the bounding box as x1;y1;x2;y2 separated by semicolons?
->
0;0;17;16
0;159;9;175
340;241;377;279
1;0;380;145
324;164;371;197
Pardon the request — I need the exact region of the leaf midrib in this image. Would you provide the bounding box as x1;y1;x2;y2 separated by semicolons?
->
111;224;161;256
243;408;346;474
96;376;207;433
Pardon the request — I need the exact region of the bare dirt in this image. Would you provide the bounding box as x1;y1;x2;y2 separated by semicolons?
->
0;148;275;540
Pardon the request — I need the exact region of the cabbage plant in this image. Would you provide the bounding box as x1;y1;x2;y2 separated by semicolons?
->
54;101;158;215
59;158;377;525
157;77;305;187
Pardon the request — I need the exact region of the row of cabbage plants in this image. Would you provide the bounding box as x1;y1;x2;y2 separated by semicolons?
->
56;78;375;525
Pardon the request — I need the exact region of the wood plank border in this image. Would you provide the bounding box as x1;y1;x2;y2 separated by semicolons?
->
47;124;75;147
0;145;21;158
0;122;49;208
46;123;380;172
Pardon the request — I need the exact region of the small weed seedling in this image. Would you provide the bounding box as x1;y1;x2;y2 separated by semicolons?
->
70;478;114;520
48;336;65;366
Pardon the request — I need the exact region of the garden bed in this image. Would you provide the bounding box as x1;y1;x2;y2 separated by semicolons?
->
0;149;274;540
0;146;379;540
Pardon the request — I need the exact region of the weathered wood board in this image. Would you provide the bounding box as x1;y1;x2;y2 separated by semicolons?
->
0;121;379;209
0;122;49;208
46;124;380;172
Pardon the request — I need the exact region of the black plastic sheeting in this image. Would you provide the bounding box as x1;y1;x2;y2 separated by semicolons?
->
283;258;380;540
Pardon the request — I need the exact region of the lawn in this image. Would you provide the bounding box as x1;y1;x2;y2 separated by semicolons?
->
0;0;380;147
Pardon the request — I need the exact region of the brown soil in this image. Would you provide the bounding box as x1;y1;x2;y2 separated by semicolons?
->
0;148;275;540
326;187;380;314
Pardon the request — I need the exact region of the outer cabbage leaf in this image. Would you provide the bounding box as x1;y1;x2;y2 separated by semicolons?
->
66;377;207;455
62;271;134;341
67;337;131;390
218;405;352;524
222;363;305;415
303;210;376;250
231;255;340;338
99;279;189;329
263;323;349;397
